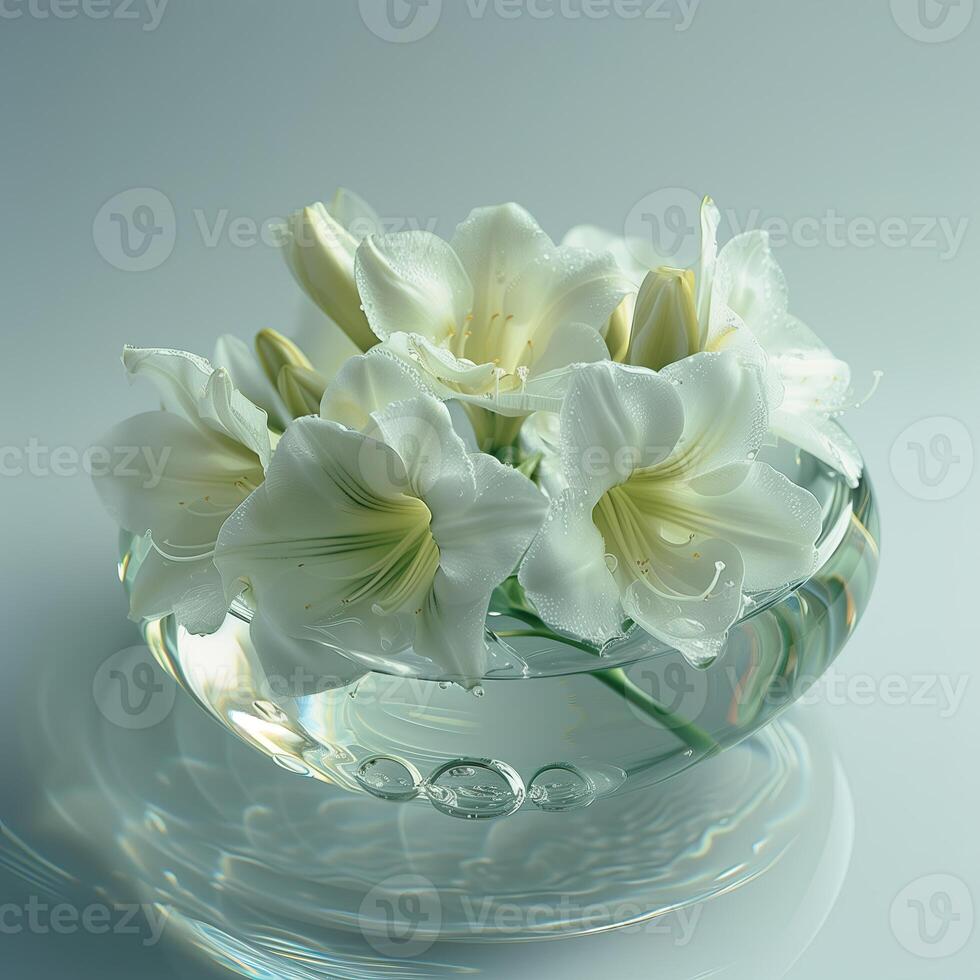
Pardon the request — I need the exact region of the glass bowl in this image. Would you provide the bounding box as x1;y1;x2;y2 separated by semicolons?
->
126;441;879;821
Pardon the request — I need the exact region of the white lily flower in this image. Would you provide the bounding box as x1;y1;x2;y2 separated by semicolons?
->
213;389;547;687
577;198;864;486
710;226;865;486
281;187;382;352
93;347;272;633
352;203;630;448
518;353;822;667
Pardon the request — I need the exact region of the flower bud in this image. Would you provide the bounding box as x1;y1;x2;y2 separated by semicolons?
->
277;364;327;418
255;328;313;390
602;295;633;362
625;266;700;372
283;203;378;352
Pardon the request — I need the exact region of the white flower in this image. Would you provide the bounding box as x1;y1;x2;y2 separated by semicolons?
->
352;203;629;445
93;347;272;633
213;378;547;687
281;187;383;352
574;199;864;485
518;353;822;666
709;223;865;486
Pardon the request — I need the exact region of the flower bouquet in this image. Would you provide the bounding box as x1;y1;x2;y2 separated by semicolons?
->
95;191;878;816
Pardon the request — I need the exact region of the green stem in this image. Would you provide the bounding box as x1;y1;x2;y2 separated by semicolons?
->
491;580;719;755
496;629;599;655
591;667;720;756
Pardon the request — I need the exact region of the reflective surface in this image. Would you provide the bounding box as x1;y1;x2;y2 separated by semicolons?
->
22;633;853;973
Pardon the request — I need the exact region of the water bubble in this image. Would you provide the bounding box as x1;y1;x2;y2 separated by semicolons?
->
528;764;597;811
355;755;422;802
424;758;525;819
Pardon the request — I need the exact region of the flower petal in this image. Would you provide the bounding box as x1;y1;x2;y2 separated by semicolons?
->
122;345;215;419
660;462;822;590
328;186;383;241
122;346;271;468
414;573;494;685
382;332;497;395
519;488;625;645
504;245;629;343
527;320;609;376
713;230;789;345
695;196;721;343
93;411;258;539
354;231;473;344
214;416;437;665
771;409;863;488
763;315;852;408
558;361;685;497
621;537;744;668
450;203;553;331
367;395;475;508
657;350;769;479
214;334;290;432
128;543;228;635
320;349;431;431
198;367;272;469
433;453;547;589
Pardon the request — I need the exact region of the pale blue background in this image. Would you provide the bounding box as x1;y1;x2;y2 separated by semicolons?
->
1;1;977;976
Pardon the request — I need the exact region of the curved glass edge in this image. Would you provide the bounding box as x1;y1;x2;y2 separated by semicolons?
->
128;467;878;816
